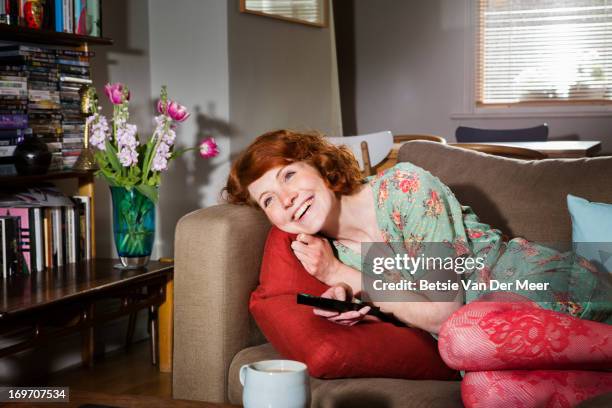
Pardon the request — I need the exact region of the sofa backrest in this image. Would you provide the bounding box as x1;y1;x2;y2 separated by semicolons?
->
397;141;612;243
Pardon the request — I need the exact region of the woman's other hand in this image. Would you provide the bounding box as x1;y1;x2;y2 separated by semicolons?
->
313;285;370;326
291;233;341;285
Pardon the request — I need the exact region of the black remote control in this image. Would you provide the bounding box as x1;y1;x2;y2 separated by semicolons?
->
296;293;406;326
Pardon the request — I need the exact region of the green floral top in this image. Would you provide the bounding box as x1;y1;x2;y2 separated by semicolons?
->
331;163;611;323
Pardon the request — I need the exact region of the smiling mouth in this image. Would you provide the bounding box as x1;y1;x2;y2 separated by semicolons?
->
294;197;314;221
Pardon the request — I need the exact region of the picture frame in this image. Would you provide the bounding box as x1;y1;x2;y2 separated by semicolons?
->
240;0;328;28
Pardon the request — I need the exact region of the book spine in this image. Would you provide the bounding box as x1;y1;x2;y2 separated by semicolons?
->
62;0;69;32
86;0;99;36
8;0;19;26
0;136;23;145
1;219;7;278
0;78;27;88
74;201;81;261
2;207;31;273
0;136;22;144
0;1;7;25
73;195;91;260
51;207;63;267
33;207;43;272
65;206;73;264
54;0;63;32
43;209;52;269
0;88;28;97
68;0;73;33
17;0;24;25
0;129;28;138
0;145;17;157
1;217;20;276
0;113;28;128
74;0;86;34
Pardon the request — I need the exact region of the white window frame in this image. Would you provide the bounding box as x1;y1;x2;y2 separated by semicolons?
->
452;0;612;119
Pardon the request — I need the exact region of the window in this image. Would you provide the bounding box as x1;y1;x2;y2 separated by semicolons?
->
240;0;327;27
477;0;612;106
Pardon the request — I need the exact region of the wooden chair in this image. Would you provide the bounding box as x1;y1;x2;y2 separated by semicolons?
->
393;134;447;144
450;143;548;160
455;124;548;143
327;131;394;176
373;134;447;173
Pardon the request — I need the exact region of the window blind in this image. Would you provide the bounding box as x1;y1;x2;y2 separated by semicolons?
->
244;0;323;25
477;0;612;105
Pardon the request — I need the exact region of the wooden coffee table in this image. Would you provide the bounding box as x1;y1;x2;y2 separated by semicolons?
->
2;390;241;407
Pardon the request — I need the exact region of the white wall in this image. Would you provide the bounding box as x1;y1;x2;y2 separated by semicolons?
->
148;0;230;258
227;0;342;156
351;0;612;153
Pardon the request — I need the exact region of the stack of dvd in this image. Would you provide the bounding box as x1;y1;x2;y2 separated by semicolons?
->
0;44;63;170
0;67;28;165
0;45;95;171
57;49;92;169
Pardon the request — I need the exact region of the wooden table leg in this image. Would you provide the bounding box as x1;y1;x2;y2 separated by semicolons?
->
81;303;94;368
158;278;173;373
149;305;158;366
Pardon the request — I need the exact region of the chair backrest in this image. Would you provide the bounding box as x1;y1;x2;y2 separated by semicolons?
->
450;143;547;160
327;131;394;174
455;124;549;143
393;134;447;144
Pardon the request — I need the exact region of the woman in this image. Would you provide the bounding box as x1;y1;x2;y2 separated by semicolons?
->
225;130;612;406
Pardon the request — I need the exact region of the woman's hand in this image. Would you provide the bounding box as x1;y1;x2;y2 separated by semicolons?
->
313;285;371;326
291;233;341;286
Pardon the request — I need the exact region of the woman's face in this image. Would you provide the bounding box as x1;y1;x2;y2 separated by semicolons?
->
248;162;336;235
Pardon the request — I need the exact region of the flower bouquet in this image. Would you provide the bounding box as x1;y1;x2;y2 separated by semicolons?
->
86;83;219;268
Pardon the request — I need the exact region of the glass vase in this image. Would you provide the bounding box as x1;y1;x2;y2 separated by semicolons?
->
110;186;156;269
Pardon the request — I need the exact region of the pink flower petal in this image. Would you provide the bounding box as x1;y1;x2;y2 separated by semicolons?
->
199;137;220;158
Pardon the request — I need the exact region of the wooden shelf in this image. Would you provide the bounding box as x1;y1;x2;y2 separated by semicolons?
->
0;24;113;47
0;170;95;185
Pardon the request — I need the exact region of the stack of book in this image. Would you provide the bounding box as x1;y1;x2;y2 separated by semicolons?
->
0;44;93;171
0;185;92;277
0;0;101;37
0;44;63;170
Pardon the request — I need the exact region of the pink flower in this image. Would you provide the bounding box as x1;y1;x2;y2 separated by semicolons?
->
104;83;129;105
156;99;165;114
167;100;190;122
199;137;219;158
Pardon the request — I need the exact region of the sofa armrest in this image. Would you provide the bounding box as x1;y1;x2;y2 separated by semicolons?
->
172;204;270;403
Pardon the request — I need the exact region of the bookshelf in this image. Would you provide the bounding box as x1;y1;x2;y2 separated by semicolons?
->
0;169;92;184
1;14;112;264
1;15;174;376
0;24;113;47
0;4;175;378
0;170;96;258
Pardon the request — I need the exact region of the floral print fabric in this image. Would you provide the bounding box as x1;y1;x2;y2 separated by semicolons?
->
331;162;612;323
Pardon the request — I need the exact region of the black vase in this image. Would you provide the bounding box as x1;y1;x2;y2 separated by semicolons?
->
14;137;52;175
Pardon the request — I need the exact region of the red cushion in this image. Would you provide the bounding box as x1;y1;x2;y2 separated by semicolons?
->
249;227;458;379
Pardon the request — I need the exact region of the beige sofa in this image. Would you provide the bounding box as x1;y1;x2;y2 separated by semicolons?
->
172;141;612;407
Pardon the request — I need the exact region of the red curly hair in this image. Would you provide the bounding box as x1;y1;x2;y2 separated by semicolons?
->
224;130;364;207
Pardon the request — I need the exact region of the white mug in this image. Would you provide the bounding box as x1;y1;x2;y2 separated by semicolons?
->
239;359;310;408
